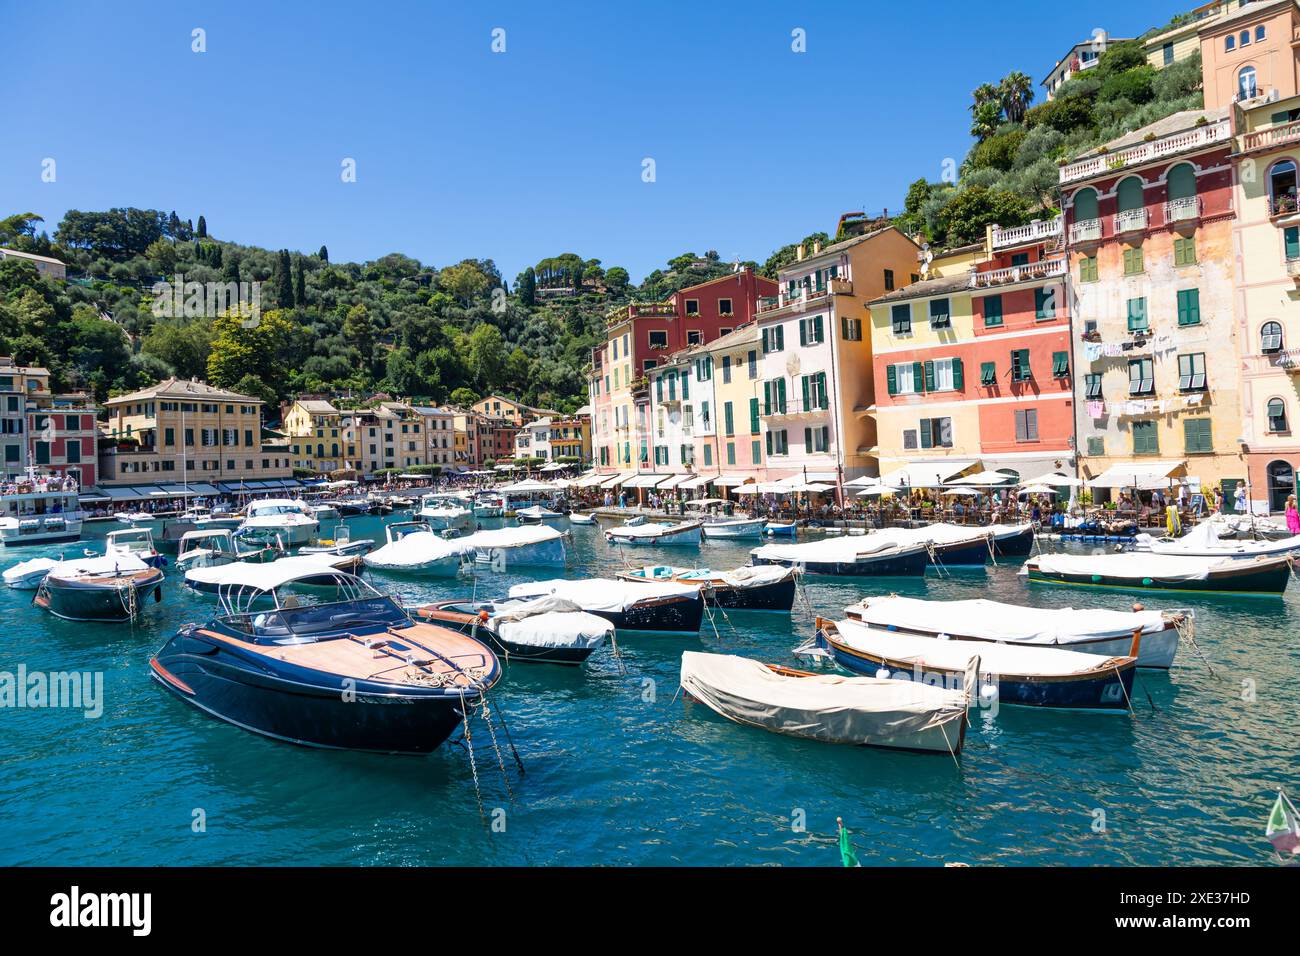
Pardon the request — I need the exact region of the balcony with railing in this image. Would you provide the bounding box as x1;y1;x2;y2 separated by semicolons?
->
1069;217;1104;244
756;277;853;319
1163;196;1202;225
763;396;831;420
968;257;1067;289
990;217;1062;250
1113;208;1149;234
1058;117;1232;185
1269;193;1300;219
1240;119;1300;154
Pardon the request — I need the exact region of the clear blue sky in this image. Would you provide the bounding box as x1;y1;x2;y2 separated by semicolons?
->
1;0;1186;283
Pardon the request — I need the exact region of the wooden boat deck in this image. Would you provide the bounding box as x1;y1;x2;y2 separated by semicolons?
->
197;621;493;689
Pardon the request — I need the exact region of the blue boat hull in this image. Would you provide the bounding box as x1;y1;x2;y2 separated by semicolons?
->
752;548;929;577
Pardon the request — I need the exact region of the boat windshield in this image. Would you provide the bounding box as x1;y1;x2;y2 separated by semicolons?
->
223;594;410;642
248;505;304;516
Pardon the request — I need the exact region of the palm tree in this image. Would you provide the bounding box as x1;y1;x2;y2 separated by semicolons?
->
972;82;1000;110
999;71;1035;124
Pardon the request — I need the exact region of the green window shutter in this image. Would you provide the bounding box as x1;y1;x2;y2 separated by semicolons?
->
1079;256;1098;282
1127;298;1148;331
804;427;812;450
984;295;1003;327
1177;288;1201;326
682;371;690;399
801;375;811;411
1287;227;1300;261
761;329;769;353
1184;417;1212;453
886;365;898;396
724;401;734;436
980;361;996;385
951;358;964;390
817;371;828;408
1087;436;1105;456
814;316;823;341
776;378;786;412
766;431;773;455
656;377;663;401
763;381;772;414
920;422;933;449
749;397;760;433
775;327;784;350
1035;287;1055;319
1052;351;1069;376
912;361;923;390
799;321;808;346
923;360;936;392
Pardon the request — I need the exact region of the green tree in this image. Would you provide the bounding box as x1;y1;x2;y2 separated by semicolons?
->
998;71;1035;123
275;249;293;308
196;215;207;238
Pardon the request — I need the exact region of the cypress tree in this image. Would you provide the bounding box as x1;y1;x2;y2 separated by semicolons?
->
197;215;207;238
519;267;536;308
317;245;329;263
294;255;306;306
276;249;294;308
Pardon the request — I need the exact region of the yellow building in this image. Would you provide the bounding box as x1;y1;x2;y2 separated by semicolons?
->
471;395;558;425
1143;2;1230;70
548;415;591;462
1232;91;1300;510
101;378;291;486
284;399;344;474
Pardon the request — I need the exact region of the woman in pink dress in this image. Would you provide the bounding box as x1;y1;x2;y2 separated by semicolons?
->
1286;495;1300;535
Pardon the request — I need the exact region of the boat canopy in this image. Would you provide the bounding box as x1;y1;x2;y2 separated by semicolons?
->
509;577;698;612
363;531;475;569
752;535;917;563
186;554;354;590
498;479;558;494
850;595;1180;643
51;553;151;578
458;525;564;548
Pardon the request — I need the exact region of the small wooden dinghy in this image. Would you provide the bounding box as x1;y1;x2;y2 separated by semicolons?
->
568;512;597;525
845;595;1187;669
819;618;1139;712
1021;551;1292;596
700;517;767;539
679;651;973;754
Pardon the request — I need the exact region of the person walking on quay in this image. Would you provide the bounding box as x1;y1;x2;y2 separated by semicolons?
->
1234;481;1248;515
1287;495;1300;535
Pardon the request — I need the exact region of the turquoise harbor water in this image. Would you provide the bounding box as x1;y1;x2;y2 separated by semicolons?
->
0;513;1295;867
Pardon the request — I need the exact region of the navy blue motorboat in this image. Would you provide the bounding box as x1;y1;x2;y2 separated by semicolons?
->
151;569;500;753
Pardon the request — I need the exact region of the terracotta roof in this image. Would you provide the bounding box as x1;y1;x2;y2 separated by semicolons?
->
1199;0;1293;34
1084;107;1230;158
869;271;972;306
105;377;263;406
774;226;913;279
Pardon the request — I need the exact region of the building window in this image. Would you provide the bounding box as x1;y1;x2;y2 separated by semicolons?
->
1014;408;1038;442
1270;160;1298;215
1162;41;1174;66
1086;436;1105;456
929;298;951;329
804;425;830;453
721;356;731;384
686;330;703;345
1128;357;1155;395
1078;256;1099;282
1035;286;1057;320
761;326;785;353
747;350;758;378
766;429;789;456
1268;397;1289;432
1262;321;1284;353
919;417;953;449
884;269;895;291
1127;297;1149;333
1176;288;1201;326
1173;236;1197;266
1224;35;1234;51
1257;25;1267;42
886;362;919;395
1240;30;1251;47
1184;417;1213;454
751;439;761;463
1052;351;1069;377
1122;245;1144;275
983;294;1003;327
841;316;862;340
718;298;733;316
1177;352;1207;391
980;361;996;386
1010;349;1031;382
648;330;668;349
1286;226;1300;261
902;428;918;450
1084;372;1102;399
891;303;911;334
799;315;825;345
1132;420;1160;455
1239;65;1258;101
685;299;699;316
763;379;787;414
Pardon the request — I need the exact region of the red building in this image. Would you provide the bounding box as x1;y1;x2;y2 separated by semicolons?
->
591;269;777;472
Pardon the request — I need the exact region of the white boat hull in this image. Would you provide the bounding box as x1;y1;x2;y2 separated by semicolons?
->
472;538;567;569
701;519;766;539
0;515;84;546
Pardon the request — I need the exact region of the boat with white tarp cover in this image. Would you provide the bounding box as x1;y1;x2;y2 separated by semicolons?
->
1021;550;1292;596
507;577;703;633
1132;519;1300;560
412;594;612;665
844;595;1187;668
751;535;930;576
678;651;972;754
616;564;797;611
817;617;1139;711
457;525;567;568
604;520;703;547
362;521;475;576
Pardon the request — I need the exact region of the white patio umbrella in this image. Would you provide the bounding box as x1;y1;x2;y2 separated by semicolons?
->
1034;472;1084;487
948;469;1017;486
498;479;557;494
856;486;902;497
1017;484;1058;496
844;476;880;488
942;488;982;496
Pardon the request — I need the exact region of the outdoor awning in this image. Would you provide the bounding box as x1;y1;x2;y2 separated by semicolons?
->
879;460;979;489
713;474;755;488
600;471;637;488
499;479;557;493
624;474;670;488
99;486;148;500
78;490;113;503
844;475;882;488
678;474;717;490
575;473;608;488
946;469;1018;487
656;474;691;490
1086;461;1187;490
187;483;223;495
539;462;566;472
